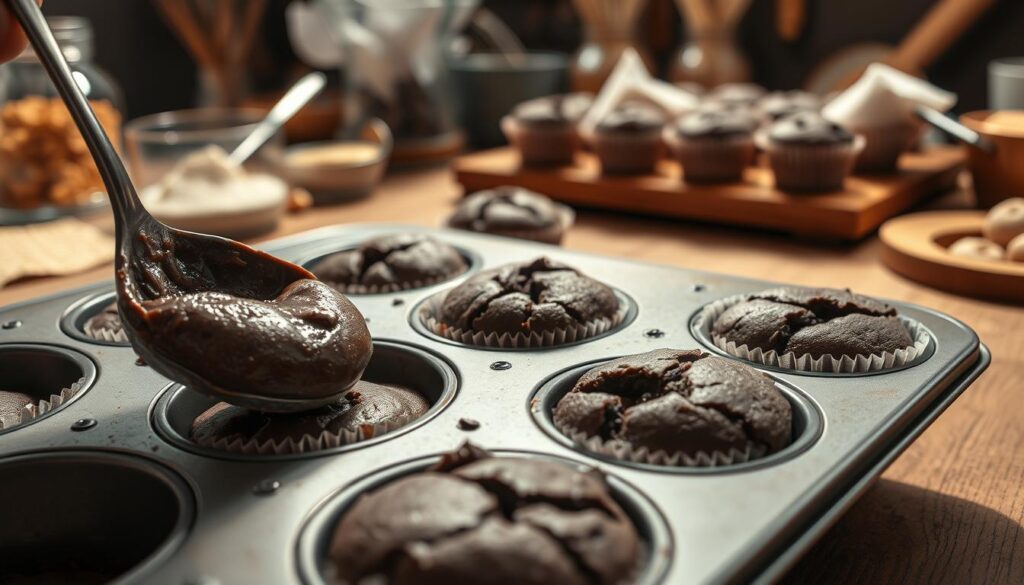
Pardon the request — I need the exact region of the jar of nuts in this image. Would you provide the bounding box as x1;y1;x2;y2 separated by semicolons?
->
0;16;123;220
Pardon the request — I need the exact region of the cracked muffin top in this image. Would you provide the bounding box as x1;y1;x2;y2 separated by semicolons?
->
554;349;791;458
711;287;913;358
447;186;565;235
310;233;467;291
438;257;619;338
327;443;641;585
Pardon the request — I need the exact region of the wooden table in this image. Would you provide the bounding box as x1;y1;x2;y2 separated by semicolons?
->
2;167;1021;583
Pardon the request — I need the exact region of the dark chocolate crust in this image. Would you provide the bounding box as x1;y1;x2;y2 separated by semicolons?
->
0;390;34;421
439;257;619;337
595;101;665;133
190;380;429;446
708;83;766;106
675;109;757;139
512;93;593;127
310;233;467;290
757;91;821;122
447;186;563;235
767;111;854;145
328;444;640;585
711;287;913;358
553;349;792;456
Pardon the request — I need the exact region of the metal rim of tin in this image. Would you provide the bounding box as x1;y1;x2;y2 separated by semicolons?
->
686;304;938;378
408;287;640;352
59;289;128;347
149;340;460;462
0;343;97;436
529;359;825;475
294;449;674;585
296;239;484;296
0;449;195;583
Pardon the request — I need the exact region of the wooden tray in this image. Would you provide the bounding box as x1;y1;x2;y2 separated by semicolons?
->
880;210;1024;304
453;146;966;240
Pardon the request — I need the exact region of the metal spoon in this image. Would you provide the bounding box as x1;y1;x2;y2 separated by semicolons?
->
228;71;326;165
6;0;361;412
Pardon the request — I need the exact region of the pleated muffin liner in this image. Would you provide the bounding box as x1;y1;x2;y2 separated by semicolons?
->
82;320;129;344
581;128;664;175
191;411;421;456
695;294;932;373
850;120;921;173
444;205;575;246
501;115;579;167
325;269;466;296
0;377;85;431
663;127;755;183
557;424;766;468
419;291;628;349
755;131;865;192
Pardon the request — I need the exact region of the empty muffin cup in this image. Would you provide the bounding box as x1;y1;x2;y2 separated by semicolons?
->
0;345;94;432
692;293;933;374
532;359;822;472
296;447;672;585
0;451;192;583
152;341;458;458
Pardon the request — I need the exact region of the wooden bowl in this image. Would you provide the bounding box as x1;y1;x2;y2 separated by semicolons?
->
879;210;1024;304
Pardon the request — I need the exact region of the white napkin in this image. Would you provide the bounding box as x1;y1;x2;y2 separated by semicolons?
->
579;48;700;133
822;63;957;128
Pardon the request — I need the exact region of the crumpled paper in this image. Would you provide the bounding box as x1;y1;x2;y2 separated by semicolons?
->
579;48;700;133
822;63;957;128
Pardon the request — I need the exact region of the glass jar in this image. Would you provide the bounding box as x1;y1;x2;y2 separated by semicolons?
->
0;16;124;223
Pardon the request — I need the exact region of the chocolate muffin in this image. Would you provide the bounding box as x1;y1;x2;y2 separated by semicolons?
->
446;186;573;245
587;101;666;175
82;302;127;343
310;233;467;293
327;443;641;585
191;380;429;451
665;109;758;183
0;390;34;422
435;257;620;344
554;349;791;462
708;83;766;108
757;91;821;123
760;111;862;192
711;287;914;359
502;93;593;166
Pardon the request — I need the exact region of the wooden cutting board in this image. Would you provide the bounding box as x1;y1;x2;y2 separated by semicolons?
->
453;145;965;240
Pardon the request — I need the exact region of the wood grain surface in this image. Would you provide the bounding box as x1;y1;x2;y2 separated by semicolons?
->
1;167;1021;583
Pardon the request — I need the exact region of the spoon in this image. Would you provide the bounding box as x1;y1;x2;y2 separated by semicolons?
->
915;105;995;154
7;0;371;412
228;71;327;166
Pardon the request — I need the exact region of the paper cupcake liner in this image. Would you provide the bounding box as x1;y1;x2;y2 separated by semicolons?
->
756;132;865;192
420;292;628;349
558;423;765;467
444;205;575;246
82;320;129;344
850;121;921;173
0;377;85;431
191;411;420;456
695;293;932;373
501;116;579;167
582;128;664;175
664;128;754;183
324;268;465;295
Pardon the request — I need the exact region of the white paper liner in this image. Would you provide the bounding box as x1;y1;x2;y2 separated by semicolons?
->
0;377;85;430
82;320;129;344
420;291;628;349
559;424;766;467
192;411;420;455
324;269;465;295
696;293;932;373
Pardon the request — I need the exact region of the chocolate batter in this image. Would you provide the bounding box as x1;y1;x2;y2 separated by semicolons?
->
117;228;371;411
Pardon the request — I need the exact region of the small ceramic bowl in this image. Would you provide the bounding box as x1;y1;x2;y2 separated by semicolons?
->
282;119;392;204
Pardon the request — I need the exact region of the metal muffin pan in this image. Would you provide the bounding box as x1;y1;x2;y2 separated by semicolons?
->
0;223;989;584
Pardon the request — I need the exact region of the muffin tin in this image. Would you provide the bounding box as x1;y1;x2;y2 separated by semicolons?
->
0;223;988;584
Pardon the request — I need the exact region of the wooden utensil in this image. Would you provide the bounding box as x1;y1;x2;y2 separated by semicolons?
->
805;0;994;93
880;210;1024;303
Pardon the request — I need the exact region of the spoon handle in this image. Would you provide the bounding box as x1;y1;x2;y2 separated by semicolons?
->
228;71;328;166
5;0;144;228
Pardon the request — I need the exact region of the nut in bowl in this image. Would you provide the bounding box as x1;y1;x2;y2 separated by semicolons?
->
282;119;392;204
